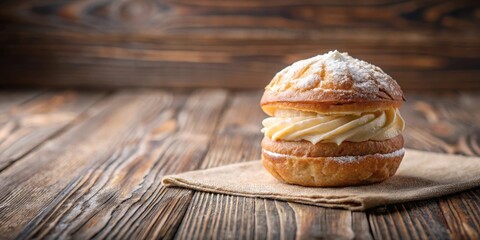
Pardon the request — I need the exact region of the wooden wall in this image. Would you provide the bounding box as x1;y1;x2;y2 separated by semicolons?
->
0;0;479;89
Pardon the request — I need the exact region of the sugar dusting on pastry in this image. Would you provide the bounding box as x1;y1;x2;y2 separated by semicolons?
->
262;51;405;146
326;148;405;163
263;148;405;164
260;50;405;187
267;50;400;99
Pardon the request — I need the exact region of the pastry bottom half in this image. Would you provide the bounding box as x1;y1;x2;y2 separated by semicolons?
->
261;135;404;187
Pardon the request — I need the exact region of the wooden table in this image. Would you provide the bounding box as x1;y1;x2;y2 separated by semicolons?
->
0;89;479;239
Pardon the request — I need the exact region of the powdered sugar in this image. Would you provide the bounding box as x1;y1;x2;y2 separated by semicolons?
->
263;148;405;164
330;148;405;163
267;50;401;100
294;74;321;89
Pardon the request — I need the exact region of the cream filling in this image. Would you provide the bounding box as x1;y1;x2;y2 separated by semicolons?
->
261;108;405;145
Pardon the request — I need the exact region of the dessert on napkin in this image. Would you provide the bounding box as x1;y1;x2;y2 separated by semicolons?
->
260;50;405;187
162;50;480;210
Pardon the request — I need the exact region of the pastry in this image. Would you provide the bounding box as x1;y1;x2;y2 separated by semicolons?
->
260;50;405;187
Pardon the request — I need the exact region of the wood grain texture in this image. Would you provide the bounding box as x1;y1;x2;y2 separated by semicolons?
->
289;203;354;239
0;90;40;113
175;90;373;239
174;91;266;239
254;198;296;240
0;90;106;172
367;91;480;240
368;201;451;239
8;89;229;239
1;89;480;239
352;212;374;240
401;91;480;155
401;91;480;239
439;189;480;239
0;90;178;238
176;193;256;239
0;0;479;89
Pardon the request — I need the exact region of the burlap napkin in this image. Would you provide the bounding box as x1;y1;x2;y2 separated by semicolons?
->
162;149;480;210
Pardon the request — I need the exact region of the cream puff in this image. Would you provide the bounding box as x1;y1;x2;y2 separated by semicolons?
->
260;50;405;187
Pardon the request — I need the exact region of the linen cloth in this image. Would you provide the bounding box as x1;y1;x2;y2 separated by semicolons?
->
162;149;480;210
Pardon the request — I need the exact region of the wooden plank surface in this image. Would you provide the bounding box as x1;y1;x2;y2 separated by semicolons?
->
402;91;480;239
1;90;185;238
368;201;451;239
174;91;373;239
0;89;479;239
0;90;106;171
174;91;265;239
367;91;480;240
0;90;40;113
4;89;229;239
1;0;479;89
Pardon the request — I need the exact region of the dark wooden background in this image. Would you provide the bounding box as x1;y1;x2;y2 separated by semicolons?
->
1;0;479;89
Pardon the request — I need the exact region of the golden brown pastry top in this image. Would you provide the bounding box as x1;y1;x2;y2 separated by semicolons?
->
261;50;405;116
